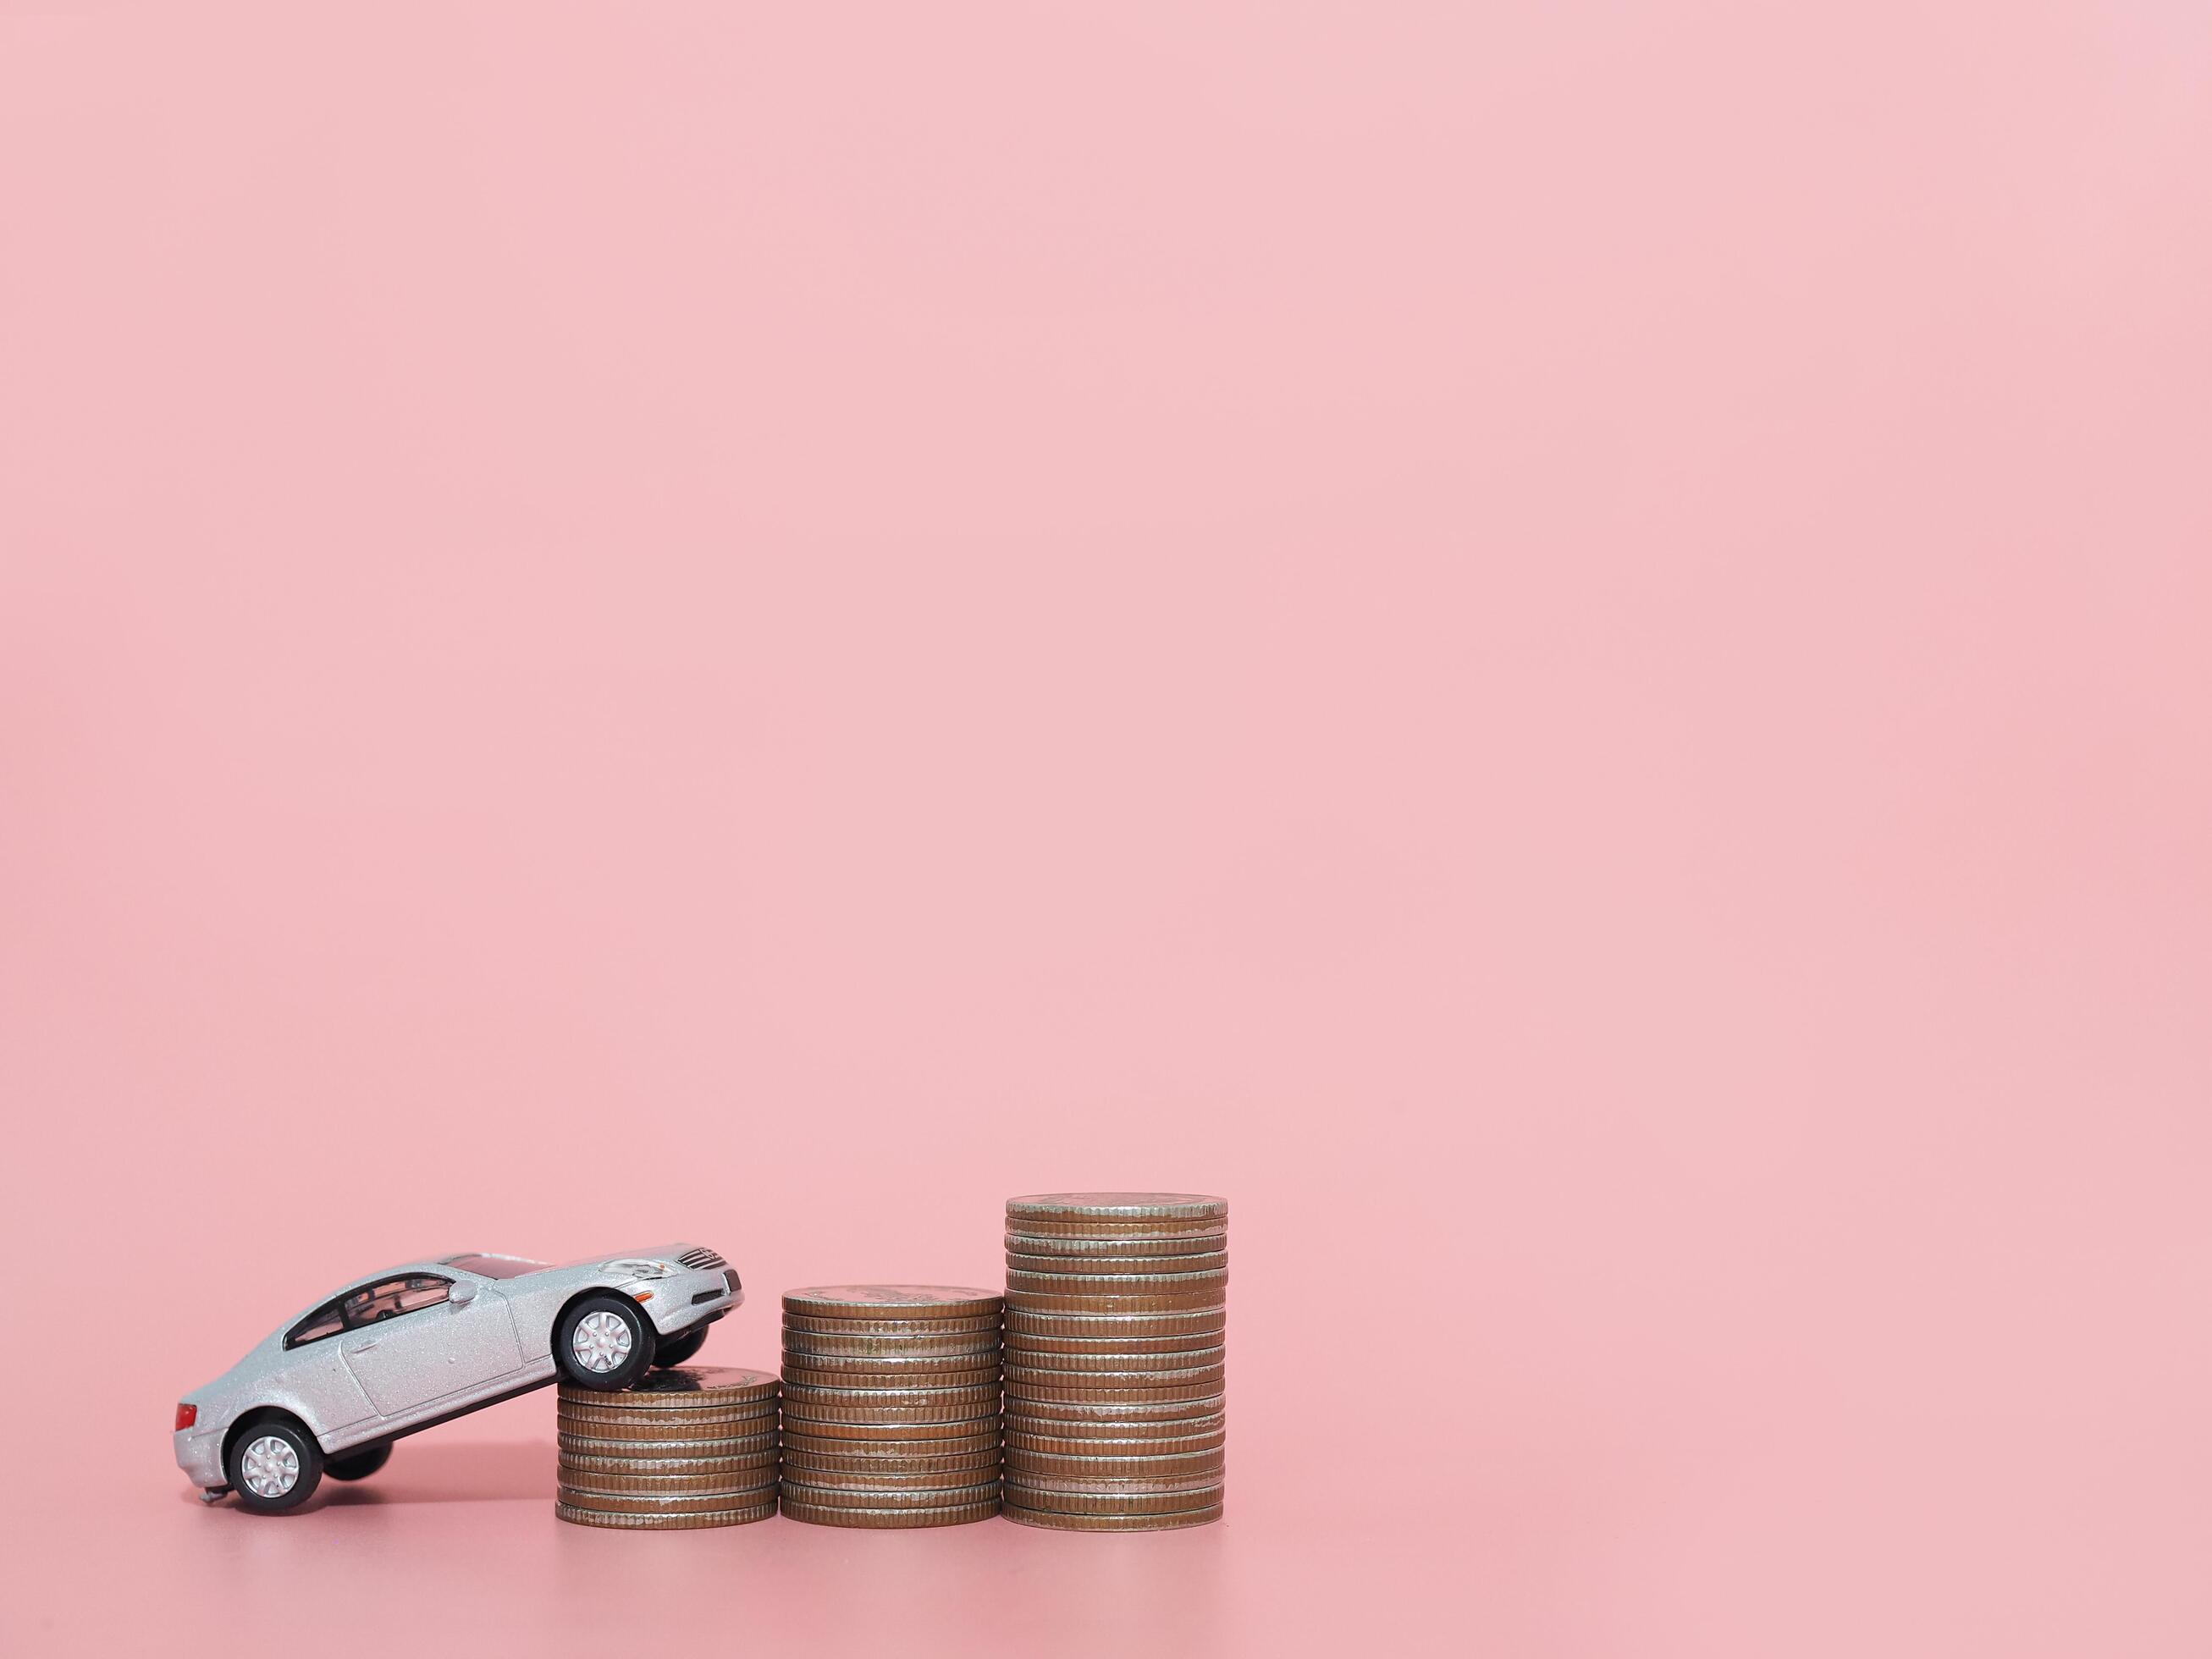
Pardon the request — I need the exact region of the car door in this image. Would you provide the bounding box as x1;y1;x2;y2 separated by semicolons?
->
338;1274;523;1416
279;1294;378;1431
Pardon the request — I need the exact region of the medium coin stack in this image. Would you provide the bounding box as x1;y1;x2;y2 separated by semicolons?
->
779;1286;1005;1528
1003;1193;1228;1530
554;1366;781;1529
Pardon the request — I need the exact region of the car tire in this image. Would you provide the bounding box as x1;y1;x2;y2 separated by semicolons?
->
653;1326;708;1369
554;1293;657;1391
324;1444;391;1481
225;1415;323;1513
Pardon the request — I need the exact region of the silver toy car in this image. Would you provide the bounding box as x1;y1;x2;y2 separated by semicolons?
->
174;1244;740;1511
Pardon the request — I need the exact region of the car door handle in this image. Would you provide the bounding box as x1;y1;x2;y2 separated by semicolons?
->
345;1337;379;1353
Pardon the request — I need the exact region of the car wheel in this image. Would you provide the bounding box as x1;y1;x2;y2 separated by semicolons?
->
554;1293;657;1390
653;1327;708;1368
225;1416;323;1513
324;1444;391;1481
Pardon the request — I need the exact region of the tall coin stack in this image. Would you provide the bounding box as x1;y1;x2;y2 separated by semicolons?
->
779;1286;1005;1528
1002;1193;1228;1530
554;1366;781;1529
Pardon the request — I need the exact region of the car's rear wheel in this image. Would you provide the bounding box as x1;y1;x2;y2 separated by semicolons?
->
324;1444;391;1481
653;1326;708;1368
554;1293;656;1391
226;1415;323;1513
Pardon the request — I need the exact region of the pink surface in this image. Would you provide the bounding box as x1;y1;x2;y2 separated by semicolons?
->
4;4;2211;1656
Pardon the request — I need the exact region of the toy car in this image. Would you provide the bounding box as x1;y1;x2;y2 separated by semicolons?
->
174;1245;740;1511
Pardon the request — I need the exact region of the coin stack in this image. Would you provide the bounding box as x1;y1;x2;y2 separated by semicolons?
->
778;1286;1005;1528
1002;1193;1228;1530
554;1366;781;1529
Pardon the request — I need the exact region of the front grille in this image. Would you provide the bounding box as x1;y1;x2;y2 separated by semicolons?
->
678;1246;725;1271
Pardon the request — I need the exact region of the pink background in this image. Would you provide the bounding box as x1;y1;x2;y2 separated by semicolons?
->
4;4;2210;1655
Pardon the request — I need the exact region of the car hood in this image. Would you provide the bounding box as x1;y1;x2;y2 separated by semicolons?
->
554;1243;704;1270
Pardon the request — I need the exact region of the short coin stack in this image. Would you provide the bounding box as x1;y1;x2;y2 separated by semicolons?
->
1003;1193;1228;1530
779;1286;1005;1527
554;1366;781;1529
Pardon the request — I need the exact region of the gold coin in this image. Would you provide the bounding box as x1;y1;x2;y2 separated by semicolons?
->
1004;1231;1227;1258
557;1405;776;1437
1005;1267;1227;1295
1008;1407;1221;1433
779;1479;1000;1510
782;1406;1000;1430
781;1287;1003;1320
1006;1378;1222;1406
559;1451;781;1480
1005;1193;1228;1223
1001;1409;1224;1441
774;1477;1000;1504
557;1371;783;1407
770;1415;1004;1441
1005;1359;1222;1388
1003;1218;1227;1243
1006;1469;1225;1497
1005;1430;1223;1458
560;1469;781;1499
558;1366;779;1408
1006;1290;1226;1316
781;1331;1003;1359
555;1499;775;1529
1003;1485;1226;1515
781;1380;1001;1408
1006;1252;1229;1277
770;1433;995;1451
1006;1309;1225;1339
779;1497;1001;1528
781;1312;1003;1338
1002;1345;1222;1373
1005;1448;1224;1480
1003;1501;1222;1531
781;1364;1000;1391
780;1447;1001;1478
1007;1336;1222;1362
556;1484;776;1515
558;1430;781;1459
779;1342;1001;1367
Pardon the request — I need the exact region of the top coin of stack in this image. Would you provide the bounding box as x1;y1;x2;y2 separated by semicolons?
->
1002;1193;1228;1531
554;1366;781;1529
779;1286;1005;1528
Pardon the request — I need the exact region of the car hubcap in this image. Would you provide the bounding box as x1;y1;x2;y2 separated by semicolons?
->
573;1309;633;1372
240;1435;300;1498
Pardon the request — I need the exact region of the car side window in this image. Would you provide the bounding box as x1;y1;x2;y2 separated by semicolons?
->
341;1275;452;1329
287;1298;347;1348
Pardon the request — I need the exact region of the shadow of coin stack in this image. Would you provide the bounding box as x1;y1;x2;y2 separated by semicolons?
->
554;1365;781;1529
778;1286;1006;1527
1002;1193;1228;1530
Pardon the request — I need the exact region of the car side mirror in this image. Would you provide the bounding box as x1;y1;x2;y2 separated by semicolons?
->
448;1281;478;1308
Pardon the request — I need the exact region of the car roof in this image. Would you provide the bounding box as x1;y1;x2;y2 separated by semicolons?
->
295;1259;466;1311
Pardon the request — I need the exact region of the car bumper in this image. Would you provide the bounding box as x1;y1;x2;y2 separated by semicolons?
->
175;1425;227;1488
640;1266;742;1336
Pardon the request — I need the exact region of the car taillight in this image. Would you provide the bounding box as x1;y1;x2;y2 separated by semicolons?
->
174;1403;197;1431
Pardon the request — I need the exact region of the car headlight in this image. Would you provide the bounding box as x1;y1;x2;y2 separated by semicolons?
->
604;1259;676;1279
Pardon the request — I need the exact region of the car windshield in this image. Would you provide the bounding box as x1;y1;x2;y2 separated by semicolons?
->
444;1254;543;1280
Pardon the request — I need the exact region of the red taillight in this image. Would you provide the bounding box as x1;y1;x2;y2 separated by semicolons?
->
174;1403;196;1431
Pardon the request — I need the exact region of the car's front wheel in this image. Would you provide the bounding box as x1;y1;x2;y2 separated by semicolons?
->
554;1293;657;1390
324;1444;391;1481
653;1326;708;1369
226;1415;323;1513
